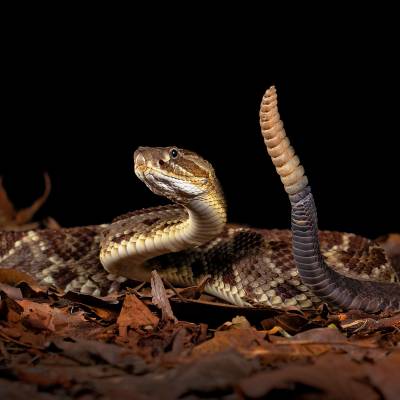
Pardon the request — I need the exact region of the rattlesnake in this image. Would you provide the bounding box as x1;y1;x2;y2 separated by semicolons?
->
0;86;398;312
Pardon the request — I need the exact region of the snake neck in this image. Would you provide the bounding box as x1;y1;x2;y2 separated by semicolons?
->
185;196;226;244
100;192;227;281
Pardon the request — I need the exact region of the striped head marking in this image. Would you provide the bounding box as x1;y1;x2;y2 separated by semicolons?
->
134;146;221;203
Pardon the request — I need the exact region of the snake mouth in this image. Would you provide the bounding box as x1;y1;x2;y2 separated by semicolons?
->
143;168;176;185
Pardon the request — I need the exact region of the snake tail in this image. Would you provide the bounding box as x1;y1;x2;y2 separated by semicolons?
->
260;85;400;313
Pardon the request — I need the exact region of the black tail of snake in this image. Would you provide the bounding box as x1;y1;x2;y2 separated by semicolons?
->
0;87;398;312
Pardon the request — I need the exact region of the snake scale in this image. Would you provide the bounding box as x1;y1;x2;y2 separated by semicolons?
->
0;86;398;312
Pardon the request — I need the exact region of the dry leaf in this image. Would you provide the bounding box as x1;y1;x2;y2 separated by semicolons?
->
238;353;381;399
0;173;51;229
117;293;158;337
193;328;265;357
151;270;177;322
0;268;43;289
15;173;51;225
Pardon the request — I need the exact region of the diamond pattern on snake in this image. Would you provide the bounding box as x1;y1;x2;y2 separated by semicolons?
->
1;87;397;311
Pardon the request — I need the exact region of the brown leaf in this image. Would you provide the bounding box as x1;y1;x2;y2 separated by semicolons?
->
192;327;265;357
15;173;51;225
0;290;24;321
264;327;382;362
51;338;149;373
0;378;58;400
159;351;256;399
15;298;106;341
117;293;158;337
290;326;345;342
151;270;177;323
55;290;119;323
60;289;120;306
16;281;49;299
217;315;252;331
365;351;400;400
0;268;42;288
86;351;256;400
42;216;62;229
261;311;310;335
0;173;51;228
238;353;381;399
82;304;118;323
17;299;87;333
0;283;23;300
0;177;16;226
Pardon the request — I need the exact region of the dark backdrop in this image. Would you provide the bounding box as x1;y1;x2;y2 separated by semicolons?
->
1;17;399;239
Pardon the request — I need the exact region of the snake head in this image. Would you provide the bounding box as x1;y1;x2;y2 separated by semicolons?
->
134;146;221;204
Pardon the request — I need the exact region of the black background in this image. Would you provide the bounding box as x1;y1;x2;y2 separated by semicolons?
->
1;11;399;239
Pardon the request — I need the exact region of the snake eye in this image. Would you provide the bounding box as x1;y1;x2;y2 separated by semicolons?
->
170;148;178;159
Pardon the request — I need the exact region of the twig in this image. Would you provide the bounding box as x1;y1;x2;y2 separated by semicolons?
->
162;279;188;303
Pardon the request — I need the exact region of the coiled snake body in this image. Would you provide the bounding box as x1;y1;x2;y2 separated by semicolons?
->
0;87;398;312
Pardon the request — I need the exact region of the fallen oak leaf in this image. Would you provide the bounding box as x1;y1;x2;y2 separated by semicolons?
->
117;293;158;337
17;300;69;332
16;299;95;337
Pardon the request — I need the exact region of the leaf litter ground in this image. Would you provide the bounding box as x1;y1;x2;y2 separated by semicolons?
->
2;267;400;400
1;178;400;399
